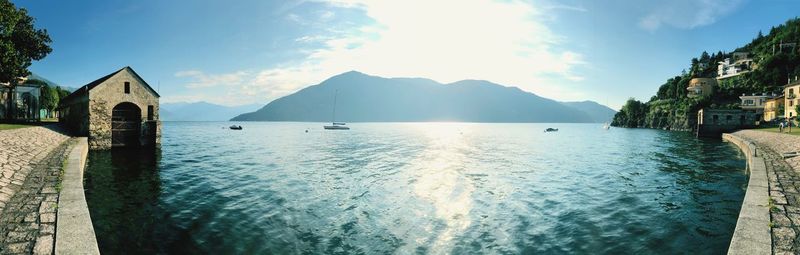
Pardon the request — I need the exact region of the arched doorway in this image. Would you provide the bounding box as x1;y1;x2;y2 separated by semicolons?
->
112;102;141;147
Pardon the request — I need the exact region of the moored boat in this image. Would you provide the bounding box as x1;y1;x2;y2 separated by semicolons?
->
324;90;350;130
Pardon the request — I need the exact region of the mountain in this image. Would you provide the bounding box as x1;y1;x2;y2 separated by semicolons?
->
231;71;598;123
161;102;262;121
560;101;617;123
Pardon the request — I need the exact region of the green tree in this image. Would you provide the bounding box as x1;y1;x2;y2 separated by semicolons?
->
611;98;648;128
39;85;59;118
56;86;69;99
1;0;52;120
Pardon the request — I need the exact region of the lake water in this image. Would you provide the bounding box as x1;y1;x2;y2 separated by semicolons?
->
84;122;747;254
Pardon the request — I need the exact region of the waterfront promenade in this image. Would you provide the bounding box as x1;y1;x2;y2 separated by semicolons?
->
731;130;800;254
0;126;70;254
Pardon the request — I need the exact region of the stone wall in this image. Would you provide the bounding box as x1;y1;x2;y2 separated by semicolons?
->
696;109;758;137
59;93;89;136
87;69;160;150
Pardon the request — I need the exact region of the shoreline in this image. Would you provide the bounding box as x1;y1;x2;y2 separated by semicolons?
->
722;133;771;254
55;137;99;254
0;126;99;254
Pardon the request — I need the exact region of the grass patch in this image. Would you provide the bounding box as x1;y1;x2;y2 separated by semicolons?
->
56;147;68;193
768;197;781;213
0;124;33;130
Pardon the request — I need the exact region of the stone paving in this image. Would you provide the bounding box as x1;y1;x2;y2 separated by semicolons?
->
733;130;800;254
0;126;70;254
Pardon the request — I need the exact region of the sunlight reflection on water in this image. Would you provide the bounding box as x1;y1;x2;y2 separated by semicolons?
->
84;122;747;254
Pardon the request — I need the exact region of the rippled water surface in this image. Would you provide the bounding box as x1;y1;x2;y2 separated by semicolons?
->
84;122;747;254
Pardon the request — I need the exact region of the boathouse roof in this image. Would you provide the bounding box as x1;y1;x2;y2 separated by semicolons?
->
60;66;160;105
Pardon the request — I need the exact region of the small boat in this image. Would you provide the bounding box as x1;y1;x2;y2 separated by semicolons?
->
544;128;558;132
324;123;350;130
229;125;243;130
603;122;610;130
324;89;350;130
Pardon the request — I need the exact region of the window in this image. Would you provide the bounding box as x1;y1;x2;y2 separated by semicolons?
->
124;82;130;94
147;105;154;120
744;99;754;105
791;100;794;107
791;88;795;95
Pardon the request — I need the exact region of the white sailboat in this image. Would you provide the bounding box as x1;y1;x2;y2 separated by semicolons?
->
324;89;350;130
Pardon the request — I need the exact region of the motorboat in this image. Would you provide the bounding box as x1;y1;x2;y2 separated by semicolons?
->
230;125;243;130
544;128;558;132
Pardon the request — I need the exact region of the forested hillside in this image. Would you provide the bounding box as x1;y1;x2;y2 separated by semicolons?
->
612;18;800;130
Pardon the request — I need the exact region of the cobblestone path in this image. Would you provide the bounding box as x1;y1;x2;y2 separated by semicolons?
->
0;126;70;254
733;130;800;254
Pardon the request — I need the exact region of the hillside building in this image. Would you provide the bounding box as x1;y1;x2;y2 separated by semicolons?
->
717;52;755;80
59;66;160;149
739;93;771;111
764;96;785;122
686;78;717;98
784;77;800;119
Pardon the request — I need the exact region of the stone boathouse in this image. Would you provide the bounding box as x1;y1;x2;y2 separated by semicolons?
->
59;66;160;149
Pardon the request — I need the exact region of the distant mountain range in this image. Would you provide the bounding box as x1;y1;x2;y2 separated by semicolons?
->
559;101;616;123
161;102;262;121
28;72;77;92
231;71;615;123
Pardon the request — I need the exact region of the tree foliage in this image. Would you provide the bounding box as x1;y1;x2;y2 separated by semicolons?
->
22;78;69;118
0;0;52;84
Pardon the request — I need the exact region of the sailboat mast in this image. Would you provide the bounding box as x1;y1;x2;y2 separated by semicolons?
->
332;89;338;123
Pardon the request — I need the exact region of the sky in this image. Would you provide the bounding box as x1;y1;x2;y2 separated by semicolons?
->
10;0;800;110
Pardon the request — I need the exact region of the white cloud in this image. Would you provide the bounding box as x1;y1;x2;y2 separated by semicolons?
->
320;10;335;20
174;70;249;89
638;0;744;31
168;0;589;106
544;4;587;12
267;0;586;99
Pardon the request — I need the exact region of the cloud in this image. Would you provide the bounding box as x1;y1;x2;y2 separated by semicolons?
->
638;0;745;31
170;67;330;106
544;4;588;12
269;0;586;97
168;0;589;106
174;70;250;89
320;10;335;20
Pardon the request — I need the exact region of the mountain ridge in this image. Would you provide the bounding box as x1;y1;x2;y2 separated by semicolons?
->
232;71;614;123
162;101;261;121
